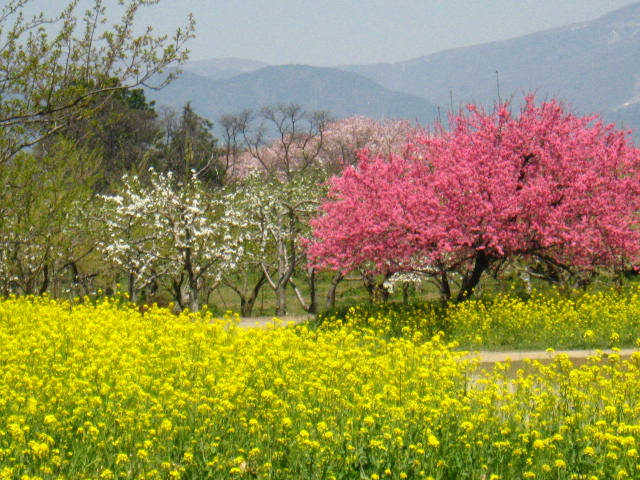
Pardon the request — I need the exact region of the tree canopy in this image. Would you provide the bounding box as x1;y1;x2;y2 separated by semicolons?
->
308;96;640;301
0;0;194;163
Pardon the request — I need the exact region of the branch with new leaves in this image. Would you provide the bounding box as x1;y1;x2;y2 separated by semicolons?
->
0;0;195;163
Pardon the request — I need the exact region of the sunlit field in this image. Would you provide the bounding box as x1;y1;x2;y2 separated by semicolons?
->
318;286;640;350
2;295;640;479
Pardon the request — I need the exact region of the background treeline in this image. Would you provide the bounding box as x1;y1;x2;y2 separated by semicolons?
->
3;0;639;317
4;90;635;316
1;78;420;315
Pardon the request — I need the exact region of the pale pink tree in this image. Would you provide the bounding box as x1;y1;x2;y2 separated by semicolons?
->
319;115;414;173
308;96;640;302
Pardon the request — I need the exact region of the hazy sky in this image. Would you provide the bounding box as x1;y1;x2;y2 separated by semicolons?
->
22;0;640;66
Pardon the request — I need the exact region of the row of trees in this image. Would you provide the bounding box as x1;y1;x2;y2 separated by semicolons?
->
4;1;640;315
9;94;640;314
2;81;414;314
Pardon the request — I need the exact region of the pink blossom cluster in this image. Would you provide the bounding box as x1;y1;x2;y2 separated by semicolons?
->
308;96;640;277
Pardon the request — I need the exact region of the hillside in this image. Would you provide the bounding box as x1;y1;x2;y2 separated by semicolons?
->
182;57;268;80
148;64;439;125
341;2;640;123
149;2;640;135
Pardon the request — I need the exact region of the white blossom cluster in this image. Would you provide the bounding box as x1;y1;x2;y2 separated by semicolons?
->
98;169;241;309
223;174;323;268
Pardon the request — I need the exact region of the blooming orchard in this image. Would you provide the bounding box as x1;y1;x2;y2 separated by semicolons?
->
98;170;240;310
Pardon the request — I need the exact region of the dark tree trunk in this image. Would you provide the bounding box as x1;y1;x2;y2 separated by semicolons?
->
128;272;136;303
402;282;410;304
239;273;267;317
275;281;288;316
171;275;185;311
39;263;49;295
363;271;391;303
307;267;317;314
455;250;490;302
439;270;451;303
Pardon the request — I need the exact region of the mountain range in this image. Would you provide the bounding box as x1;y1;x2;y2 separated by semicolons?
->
150;65;439;124
147;2;640;135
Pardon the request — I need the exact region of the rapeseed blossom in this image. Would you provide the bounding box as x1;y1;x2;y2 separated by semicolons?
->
321;286;640;350
1;295;640;478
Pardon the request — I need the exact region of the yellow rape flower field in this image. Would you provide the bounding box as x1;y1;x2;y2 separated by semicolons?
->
2;294;640;479
320;287;640;350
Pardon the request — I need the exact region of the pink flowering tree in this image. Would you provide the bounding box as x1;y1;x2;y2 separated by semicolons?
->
319;115;414;173
308;97;640;302
316;116;416;303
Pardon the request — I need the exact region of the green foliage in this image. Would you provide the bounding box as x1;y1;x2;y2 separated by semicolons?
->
0;139;101;295
46;78;161;190
152;102;224;186
0;0;194;163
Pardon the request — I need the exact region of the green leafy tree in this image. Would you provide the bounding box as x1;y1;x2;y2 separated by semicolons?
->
154;103;223;186
41;81;161;191
0;0;194;163
0;140;100;295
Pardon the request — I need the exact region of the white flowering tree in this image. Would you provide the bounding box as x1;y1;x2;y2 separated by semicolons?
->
217;104;333;315
218;110;416;313
217;185;268;317
98;169;239;311
222;172;326;316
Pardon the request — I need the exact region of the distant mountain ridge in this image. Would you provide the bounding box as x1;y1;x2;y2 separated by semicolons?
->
339;2;640;129
182;57;268;80
150;64;440;125
149;2;640;135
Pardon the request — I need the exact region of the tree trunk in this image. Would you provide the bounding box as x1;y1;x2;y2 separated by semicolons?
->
128;271;136;303
171;274;185;311
455;250;490;302
239;273;267;317
363;271;391;303
188;283;199;312
143;277;159;305
186;271;200;312
275;282;287;316
402;282;410;304
307;267;317;314
363;272;376;303
68;261;80;296
38;263;49;295
183;244;200;312
325;272;344;310
439;270;451;304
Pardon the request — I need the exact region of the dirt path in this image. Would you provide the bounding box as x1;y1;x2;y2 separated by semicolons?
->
467;348;638;364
